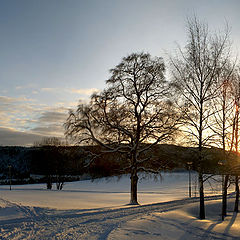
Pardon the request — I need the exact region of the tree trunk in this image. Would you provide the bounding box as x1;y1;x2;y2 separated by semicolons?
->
130;170;139;205
234;106;239;213
199;172;205;219
222;174;229;220
234;176;239;212
46;175;52;190
198;96;205;220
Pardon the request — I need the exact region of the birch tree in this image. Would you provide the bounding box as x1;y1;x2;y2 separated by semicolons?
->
231;67;240;212
210;62;235;220
65;53;179;204
170;17;231;219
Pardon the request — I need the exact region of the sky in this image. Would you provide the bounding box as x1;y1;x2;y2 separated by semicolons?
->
0;0;240;146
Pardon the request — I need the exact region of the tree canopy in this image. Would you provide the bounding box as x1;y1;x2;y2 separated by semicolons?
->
65;53;180;204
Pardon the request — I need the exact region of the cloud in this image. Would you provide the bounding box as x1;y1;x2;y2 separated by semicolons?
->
0;95;35;104
31;124;65;137
16;86;23;90
40;87;100;96
14;85;100;97
0;96;38;123
40;88;56;92
30;108;68;137
15;84;37;90
0;95;19;103
0;106;69;146
0;90;90;146
70;88;99;95
0;95;69;144
39;111;67;123
0;95;41;129
0;127;44;146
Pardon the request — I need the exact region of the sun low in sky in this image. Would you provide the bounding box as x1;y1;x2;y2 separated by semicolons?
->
0;0;239;146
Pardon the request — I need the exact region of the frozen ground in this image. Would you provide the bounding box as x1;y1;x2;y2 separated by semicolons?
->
0;172;239;239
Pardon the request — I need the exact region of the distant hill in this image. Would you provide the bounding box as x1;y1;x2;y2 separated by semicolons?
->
0;144;237;184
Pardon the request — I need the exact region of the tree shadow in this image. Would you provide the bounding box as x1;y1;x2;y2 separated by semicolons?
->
199;212;238;239
224;212;237;236
200;220;221;239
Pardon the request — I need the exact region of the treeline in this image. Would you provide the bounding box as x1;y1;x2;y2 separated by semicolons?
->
0;144;238;183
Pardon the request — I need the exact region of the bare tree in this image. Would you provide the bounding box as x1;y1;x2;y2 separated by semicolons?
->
34;137;66;190
34;137;64;147
65;53;180;204
230;67;240;212
210;62;235;220
170;17;231;219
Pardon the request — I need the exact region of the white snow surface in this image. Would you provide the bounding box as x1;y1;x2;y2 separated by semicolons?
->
0;172;239;239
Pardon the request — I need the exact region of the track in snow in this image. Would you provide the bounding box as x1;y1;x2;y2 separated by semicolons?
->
0;195;230;240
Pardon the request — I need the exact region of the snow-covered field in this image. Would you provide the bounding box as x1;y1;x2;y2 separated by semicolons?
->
0;172;239;239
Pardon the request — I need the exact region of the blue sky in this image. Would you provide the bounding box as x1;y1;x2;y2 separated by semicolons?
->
0;0;240;145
